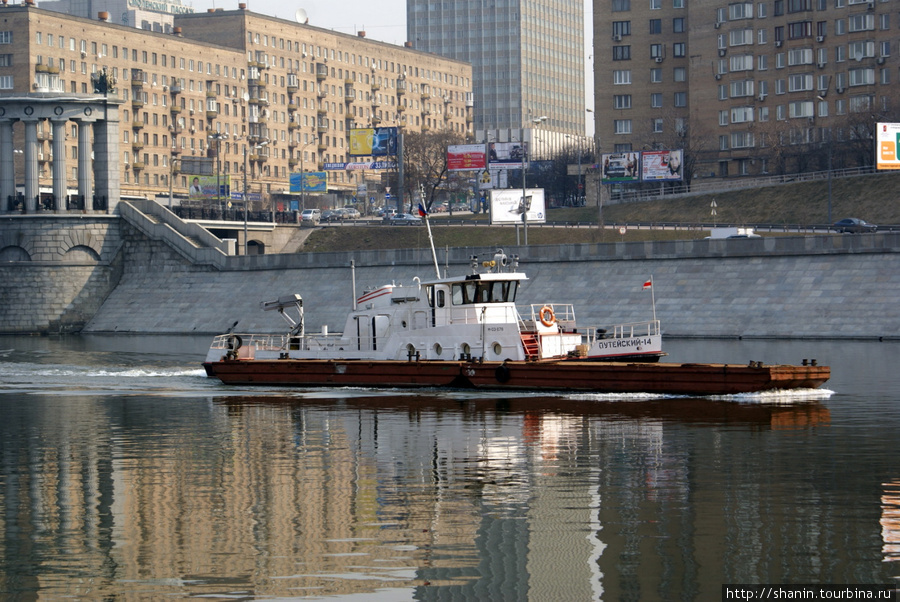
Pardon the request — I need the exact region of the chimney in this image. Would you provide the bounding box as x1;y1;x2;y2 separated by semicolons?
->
173;26;182;36
404;41;412;48
98;11;109;21
238;2;247;8
357;31;366;37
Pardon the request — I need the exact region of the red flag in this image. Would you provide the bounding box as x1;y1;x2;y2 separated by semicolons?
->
643;279;652;289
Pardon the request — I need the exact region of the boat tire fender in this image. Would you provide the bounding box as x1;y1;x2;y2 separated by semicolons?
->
227;334;243;352
495;364;511;383
539;305;555;327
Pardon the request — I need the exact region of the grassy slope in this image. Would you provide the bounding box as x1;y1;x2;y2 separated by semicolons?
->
301;172;900;252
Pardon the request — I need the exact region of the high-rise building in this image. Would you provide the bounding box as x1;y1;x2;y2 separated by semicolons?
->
593;0;900;179
409;0;587;155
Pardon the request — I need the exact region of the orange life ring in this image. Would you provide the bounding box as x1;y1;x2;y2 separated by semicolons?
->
539;305;556;327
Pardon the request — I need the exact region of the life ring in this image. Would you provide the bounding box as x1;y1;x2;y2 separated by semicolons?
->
539;305;556;327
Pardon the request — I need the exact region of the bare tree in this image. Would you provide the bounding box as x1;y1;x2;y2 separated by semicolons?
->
401;130;467;212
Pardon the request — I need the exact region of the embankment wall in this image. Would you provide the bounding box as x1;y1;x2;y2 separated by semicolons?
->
87;228;900;339
2;216;898;338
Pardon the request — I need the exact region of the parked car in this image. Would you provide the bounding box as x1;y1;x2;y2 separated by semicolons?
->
388;213;422;225
342;207;361;219
833;218;877;233
300;208;321;225
321;209;344;222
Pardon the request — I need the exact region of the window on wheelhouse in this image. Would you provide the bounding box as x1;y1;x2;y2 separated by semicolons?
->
451;280;518;305
426;286;447;308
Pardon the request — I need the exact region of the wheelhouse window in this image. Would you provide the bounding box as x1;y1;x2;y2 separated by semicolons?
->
451;280;518;305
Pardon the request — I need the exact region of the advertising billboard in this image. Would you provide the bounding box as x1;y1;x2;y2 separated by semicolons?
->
488;141;528;167
641;149;684;181
876;122;900;170
289;171;328;194
447;144;487;171
489;188;546;225
600;152;640;183
188;175;230;199
349;127;398;157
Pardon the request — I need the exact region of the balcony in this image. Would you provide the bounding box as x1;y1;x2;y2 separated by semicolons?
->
170;105;182;115
132;120;145;130
206;110;219;120
132;161;145;170
317;142;328;152
316;64;328;80
131;97;145;109
288;121;300;131
132;141;144;151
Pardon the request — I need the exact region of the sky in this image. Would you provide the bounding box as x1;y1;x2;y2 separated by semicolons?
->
192;0;594;135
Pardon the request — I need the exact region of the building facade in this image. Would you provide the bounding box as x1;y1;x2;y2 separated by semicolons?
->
593;0;900;179
409;0;586;156
0;4;472;205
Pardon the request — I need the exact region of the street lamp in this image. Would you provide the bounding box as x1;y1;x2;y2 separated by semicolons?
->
520;115;547;245
816;95;832;227
242;139;268;255
208;132;228;215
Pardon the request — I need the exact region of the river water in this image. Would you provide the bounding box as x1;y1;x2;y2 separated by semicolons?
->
0;335;897;601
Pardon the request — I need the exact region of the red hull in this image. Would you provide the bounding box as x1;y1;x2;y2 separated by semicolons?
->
203;358;830;396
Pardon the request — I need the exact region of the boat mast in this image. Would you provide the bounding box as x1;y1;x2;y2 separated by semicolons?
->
419;185;441;279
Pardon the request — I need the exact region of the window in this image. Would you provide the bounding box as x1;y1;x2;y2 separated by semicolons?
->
0;31;11;44
0;54;10;67
730;79;756;97
674;67;686;81
758;54;769;70
652;118;664;132
719;110;729;125
731;132;754;148
650;0;661;8
788;73;813;91
614;94;632;109
847;13;875;33
731;54;754;71
758;2;768;17
614;69;632;84
673;18;685;33
788;100;814;117
651;68;663;82
788;0;812;12
651;92;663;107
673;43;686;57
758;28;768;44
674;91;687;106
788;48;814;65
730;28;754;45
848;41;874;60
614;119;632;134
613;46;631;60
788;21;812;39
729;2;753;19
673;0;684;7
848;68;875;86
613;21;632;37
650;44;663;58
835;19;846;35
612;0;631;11
0;75;12;89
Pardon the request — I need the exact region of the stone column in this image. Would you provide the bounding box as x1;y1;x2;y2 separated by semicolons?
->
93;103;120;214
23;120;39;213
0;120;14;213
51;119;67;212
77;120;93;210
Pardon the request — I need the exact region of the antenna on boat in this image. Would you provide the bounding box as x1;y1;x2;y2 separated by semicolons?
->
418;185;441;279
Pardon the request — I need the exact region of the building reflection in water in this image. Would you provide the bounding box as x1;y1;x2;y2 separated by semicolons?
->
11;391;900;601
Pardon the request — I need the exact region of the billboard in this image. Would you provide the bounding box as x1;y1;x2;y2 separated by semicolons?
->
349;127;398;157
447;144;487;171
488;141;528;167
188;175;230;199
641;149;684;181
876;122;900;170
289;171;328;194
601;152;640;183
489;188;546;225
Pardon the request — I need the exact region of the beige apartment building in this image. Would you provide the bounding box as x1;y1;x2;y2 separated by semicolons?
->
594;0;900;179
1;3;473;204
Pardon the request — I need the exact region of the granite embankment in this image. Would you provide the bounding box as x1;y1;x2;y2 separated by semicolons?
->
2;205;899;338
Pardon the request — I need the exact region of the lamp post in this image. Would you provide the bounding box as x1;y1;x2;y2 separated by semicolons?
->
520;115;547;245
208;132;227;216
816;96;832;228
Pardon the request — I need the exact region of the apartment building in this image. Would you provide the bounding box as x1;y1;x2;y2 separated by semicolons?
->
0;4;472;201
594;0;900;178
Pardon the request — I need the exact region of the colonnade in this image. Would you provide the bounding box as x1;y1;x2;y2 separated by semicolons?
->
0;95;120;214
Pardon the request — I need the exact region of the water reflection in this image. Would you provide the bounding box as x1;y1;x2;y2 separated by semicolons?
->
1;336;898;599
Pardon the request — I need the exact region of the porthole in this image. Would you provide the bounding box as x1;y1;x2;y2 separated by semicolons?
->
461;343;471;356
492;342;503;356
433;343;443;355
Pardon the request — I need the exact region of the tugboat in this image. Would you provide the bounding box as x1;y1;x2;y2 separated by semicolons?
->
202;209;830;395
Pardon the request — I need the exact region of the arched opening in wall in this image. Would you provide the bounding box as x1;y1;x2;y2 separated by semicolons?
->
0;246;31;262
248;240;265;255
62;245;100;263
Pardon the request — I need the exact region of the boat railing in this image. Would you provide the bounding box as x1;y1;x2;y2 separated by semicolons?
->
520;303;577;330
210;332;345;353
585;320;661;343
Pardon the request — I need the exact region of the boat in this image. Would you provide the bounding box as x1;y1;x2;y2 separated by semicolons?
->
202;252;830;396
